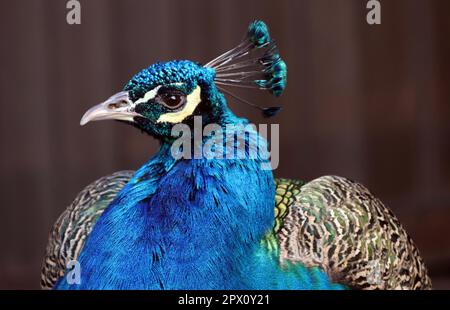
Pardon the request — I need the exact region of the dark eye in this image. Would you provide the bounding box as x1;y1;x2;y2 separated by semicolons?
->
157;89;186;110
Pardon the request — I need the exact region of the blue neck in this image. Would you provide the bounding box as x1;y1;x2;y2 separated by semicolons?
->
57;116;278;289
55;112;346;290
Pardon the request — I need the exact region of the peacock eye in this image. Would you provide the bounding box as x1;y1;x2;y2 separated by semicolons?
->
157;89;186;110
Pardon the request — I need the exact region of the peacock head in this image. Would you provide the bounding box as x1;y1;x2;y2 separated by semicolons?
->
80;20;287;139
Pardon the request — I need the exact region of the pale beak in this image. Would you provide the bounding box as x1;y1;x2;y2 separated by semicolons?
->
80;91;142;126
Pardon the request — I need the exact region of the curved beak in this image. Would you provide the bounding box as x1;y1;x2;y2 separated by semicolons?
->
80;91;142;126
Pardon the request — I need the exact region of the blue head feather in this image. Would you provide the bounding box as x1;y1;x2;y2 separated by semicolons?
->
250;20;288;97
256;51;287;97
248;20;271;47
207;20;287;115
124;60;215;102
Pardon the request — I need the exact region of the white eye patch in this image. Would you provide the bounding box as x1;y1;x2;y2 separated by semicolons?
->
133;82;185;106
157;85;202;124
133;85;163;105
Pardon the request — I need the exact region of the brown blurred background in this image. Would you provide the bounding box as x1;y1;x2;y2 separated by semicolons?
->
0;0;449;289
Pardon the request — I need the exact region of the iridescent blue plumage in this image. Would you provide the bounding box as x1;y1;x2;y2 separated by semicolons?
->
55;107;343;289
248;20;271;47
247;20;287;97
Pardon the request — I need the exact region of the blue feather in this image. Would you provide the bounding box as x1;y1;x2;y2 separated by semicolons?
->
247;20;271;47
55;110;345;290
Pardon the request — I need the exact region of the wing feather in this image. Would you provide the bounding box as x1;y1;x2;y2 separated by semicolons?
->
275;176;432;290
40;171;134;289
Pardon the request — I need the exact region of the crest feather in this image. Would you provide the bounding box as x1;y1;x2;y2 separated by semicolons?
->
205;20;287;98
204;20;287;117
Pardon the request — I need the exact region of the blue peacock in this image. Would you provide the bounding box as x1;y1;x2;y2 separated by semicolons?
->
41;21;431;290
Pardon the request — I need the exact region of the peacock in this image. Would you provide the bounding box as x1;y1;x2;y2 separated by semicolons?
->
41;21;431;290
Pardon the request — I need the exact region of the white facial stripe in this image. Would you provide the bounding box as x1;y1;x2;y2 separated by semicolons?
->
134;85;162;105
157;86;202;124
133;82;185;106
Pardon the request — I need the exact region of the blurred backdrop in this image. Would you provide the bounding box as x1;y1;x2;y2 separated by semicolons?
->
0;0;449;289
